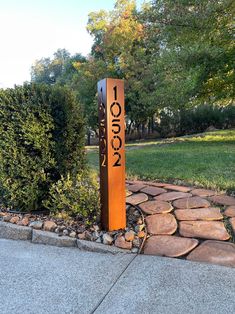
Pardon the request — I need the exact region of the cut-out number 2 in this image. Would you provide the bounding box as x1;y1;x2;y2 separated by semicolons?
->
113;152;121;167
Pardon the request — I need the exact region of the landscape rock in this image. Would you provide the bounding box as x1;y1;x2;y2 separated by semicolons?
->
179;221;230;240
17;217;29;226
69;231;76;238
115;236;132;250
144;235;198;257
124;230;135;242
145;214;177;235
126;193;148;206
187;240;235;268
43;220;57;232
2;215;12;222
63;229;69;236
209;195;235;206
132;237;140;248
131;248;139;253
154;192;192;202
191;188;216;197
137;231;146;238
174;207;223;221
92;231;100;240
134;224;145;233
78;232;86;240
139;200;173;215
140;186;166;196
206;125;218;132
102;233;113;245
173;196;210;209
84;231;93;241
10;216;20;224
29;221;43;230
224;206;235;217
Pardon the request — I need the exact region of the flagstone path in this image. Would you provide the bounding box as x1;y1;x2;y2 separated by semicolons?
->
126;180;235;268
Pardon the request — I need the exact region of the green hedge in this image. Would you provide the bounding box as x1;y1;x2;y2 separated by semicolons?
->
158;104;235;137
0;83;99;218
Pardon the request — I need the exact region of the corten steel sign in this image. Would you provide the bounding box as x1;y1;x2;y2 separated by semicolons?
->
98;78;126;231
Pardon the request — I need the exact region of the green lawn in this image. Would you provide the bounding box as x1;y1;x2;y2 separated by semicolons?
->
86;129;235;193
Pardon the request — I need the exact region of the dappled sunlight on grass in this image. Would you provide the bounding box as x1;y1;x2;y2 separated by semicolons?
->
86;129;235;192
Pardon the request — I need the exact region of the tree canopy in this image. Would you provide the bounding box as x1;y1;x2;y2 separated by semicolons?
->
30;0;235;138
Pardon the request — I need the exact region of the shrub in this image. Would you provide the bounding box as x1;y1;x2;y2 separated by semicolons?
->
0;83;97;215
158;104;235;137
43;171;100;223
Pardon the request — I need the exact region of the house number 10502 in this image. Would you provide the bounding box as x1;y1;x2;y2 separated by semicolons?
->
111;86;122;167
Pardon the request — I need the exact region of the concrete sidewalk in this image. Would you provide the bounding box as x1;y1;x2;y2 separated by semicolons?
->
0;239;235;314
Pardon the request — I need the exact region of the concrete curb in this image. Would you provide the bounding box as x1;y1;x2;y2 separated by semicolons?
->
0;221;132;254
77;239;131;254
32;229;77;247
0;221;32;240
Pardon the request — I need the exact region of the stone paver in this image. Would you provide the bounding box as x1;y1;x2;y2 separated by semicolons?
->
187;240;235;268
144;235;198;257
179;221;230;240
209;195;235;206
224;206;235;217
139;200;173;215
140;186;166;196
128;183;146;193
145;214;177;235
163;184;192;193
230;217;235;233
191;188;217;197
126;193;148;206
154;191;192;202
174;207;223;221
148;182;166;187
173;196;210;209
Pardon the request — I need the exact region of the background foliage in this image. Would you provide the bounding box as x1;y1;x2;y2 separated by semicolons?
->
31;0;235;140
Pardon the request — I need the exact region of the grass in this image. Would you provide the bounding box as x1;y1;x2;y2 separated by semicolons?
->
86;129;235;193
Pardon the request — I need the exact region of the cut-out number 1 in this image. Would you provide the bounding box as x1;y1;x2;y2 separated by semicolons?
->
113;86;117;100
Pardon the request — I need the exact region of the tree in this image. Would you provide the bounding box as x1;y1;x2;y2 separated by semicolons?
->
143;0;235;108
31;49;86;85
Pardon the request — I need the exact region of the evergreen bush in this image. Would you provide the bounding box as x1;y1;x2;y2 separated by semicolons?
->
0;83;99;217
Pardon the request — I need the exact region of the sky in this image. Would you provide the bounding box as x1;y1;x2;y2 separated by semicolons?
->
0;0;143;88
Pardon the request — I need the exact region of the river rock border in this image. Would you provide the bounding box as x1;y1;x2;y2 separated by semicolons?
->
1;179;235;268
0;221;131;255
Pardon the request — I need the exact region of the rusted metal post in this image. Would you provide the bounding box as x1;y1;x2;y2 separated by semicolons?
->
98;78;126;231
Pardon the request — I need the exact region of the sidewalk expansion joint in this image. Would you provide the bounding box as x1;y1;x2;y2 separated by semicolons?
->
90;253;137;314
